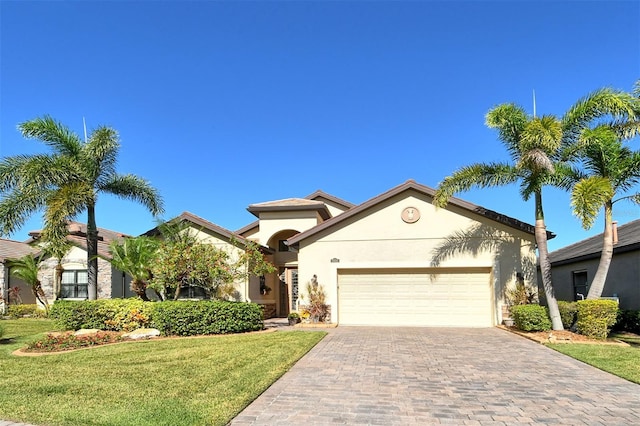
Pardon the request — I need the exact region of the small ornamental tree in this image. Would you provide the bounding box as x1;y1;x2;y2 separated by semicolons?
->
150;241;237;300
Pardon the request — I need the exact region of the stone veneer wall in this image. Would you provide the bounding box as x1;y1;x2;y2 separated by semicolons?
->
260;303;277;319
39;255;113;301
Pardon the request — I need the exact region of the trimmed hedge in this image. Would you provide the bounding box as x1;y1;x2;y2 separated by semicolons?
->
614;309;640;334
576;299;618;340
557;301;578;330
49;299;154;331
0;322;4;339
151;301;263;336
6;304;47;319
49;299;263;336
511;304;551;331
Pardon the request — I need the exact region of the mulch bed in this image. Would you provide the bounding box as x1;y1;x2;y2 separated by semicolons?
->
498;325;630;346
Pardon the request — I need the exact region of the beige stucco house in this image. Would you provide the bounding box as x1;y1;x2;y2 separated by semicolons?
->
2;180;541;327
229;180;539;327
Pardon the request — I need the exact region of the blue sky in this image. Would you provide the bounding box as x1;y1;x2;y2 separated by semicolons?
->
1;1;638;251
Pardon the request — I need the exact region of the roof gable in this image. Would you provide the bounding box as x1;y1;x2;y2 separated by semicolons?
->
287;180;546;246
144;212;272;253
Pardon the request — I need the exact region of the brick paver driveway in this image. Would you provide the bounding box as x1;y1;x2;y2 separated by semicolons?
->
231;327;640;425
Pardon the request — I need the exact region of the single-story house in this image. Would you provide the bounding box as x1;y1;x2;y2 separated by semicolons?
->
2;180;544;327
230;180;539;326
547;219;640;310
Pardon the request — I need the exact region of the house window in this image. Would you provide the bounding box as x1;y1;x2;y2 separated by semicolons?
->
177;284;209;300
60;270;88;299
278;240;289;252
572;271;588;301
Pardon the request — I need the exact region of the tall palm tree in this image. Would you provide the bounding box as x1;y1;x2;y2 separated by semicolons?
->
109;236;160;301
10;254;49;314
561;84;640;300
433;104;566;330
566;128;640;299
0;116;164;299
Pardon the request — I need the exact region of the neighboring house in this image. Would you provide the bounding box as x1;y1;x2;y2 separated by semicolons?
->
547;219;640;310
2;180;543;327
0;222;132;309
0;238;40;306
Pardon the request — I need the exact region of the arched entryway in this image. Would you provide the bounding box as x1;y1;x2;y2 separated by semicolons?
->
267;230;299;317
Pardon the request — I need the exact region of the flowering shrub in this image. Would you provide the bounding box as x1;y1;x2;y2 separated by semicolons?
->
25;331;124;352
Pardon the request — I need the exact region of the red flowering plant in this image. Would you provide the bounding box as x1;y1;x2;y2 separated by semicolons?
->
25;331;124;353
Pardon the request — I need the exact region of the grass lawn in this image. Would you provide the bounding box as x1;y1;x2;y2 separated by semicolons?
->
0;319;326;426
547;342;640;385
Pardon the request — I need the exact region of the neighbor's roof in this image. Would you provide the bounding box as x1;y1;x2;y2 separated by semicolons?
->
28;221;130;260
143;211;273;253
0;239;40;263
236;190;353;235
548;219;640;265
287;179;551;246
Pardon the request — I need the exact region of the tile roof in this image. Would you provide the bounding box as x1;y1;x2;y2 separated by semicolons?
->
247;198;331;220
548;219;640;265
236;190;353;235
0;239;40;262
27;221;129;260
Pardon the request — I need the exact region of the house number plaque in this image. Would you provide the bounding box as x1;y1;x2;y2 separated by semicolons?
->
401;207;420;223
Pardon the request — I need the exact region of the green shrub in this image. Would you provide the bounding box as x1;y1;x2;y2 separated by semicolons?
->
0;322;4;339
557;301;578;329
95;299;153;331
511;304;551;331
50;299;154;331
576;299;618;340
6;304;47;319
614;309;640;334
151;301;263;336
49;300;102;330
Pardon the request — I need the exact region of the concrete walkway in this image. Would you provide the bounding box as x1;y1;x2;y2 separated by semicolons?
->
230;327;640;425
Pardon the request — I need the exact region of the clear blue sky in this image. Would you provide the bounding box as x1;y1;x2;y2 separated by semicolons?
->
1;1;639;251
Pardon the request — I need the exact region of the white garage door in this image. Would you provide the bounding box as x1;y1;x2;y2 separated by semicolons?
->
338;267;493;327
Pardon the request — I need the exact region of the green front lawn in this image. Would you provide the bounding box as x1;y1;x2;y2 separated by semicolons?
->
548;343;640;384
0;319;326;426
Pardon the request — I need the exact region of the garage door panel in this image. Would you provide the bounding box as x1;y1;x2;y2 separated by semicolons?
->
338;268;492;327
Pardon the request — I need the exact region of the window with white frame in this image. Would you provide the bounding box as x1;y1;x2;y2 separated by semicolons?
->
60;270;88;299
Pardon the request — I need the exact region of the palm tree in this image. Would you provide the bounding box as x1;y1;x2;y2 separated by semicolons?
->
109;236;160;301
10;254;49;314
561;84;640;300
0;116;164;299
566;128;640;299
433;104;566;330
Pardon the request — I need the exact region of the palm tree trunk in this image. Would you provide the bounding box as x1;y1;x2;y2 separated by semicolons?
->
587;201;614;299
535;192;563;331
55;263;63;299
86;203;99;300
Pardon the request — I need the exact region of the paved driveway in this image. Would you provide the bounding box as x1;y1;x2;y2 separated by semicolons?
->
231;327;640;425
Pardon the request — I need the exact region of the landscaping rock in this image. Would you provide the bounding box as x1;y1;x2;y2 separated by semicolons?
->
122;328;161;340
74;329;101;336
